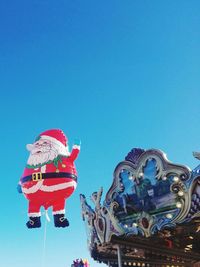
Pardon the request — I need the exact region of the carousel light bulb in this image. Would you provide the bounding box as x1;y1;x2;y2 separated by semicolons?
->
129;175;133;180
162;176;167;181
176;202;182;208
178;191;184;196
166;213;173;219
133;223;138;227
173;176;179;182
139;172;143;178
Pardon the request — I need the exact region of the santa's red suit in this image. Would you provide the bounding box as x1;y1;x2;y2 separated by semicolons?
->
21;147;79;216
19;129;80;228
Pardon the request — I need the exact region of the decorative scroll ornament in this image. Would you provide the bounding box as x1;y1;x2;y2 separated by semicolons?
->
80;148;200;255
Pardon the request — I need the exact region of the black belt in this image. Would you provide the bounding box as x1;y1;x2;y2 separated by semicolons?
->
21;172;77;184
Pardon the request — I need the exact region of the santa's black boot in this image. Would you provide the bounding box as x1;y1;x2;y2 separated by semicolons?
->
54;214;69;228
26;216;41;228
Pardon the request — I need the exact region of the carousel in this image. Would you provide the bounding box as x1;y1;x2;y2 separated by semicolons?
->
80;148;200;267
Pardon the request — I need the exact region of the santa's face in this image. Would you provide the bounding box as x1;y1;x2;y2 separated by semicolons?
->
26;139;59;166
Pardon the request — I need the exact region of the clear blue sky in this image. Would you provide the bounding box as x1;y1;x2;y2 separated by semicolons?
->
0;1;200;266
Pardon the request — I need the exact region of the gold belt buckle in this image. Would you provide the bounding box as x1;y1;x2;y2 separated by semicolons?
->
32;172;43;181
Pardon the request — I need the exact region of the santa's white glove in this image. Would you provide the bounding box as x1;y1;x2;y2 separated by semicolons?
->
74;139;81;146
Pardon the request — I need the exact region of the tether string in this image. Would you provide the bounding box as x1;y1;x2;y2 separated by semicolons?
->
42;211;49;267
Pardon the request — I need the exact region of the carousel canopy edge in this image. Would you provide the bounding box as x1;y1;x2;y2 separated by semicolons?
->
80;147;200;258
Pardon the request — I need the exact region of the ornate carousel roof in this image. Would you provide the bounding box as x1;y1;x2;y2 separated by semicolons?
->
80;148;200;267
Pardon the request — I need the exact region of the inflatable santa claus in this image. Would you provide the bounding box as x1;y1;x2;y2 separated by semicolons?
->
18;129;80;228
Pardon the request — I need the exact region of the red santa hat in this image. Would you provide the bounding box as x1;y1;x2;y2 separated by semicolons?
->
35;129;69;155
37;129;67;145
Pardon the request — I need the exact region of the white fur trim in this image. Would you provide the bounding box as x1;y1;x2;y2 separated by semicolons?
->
28;212;41;217
22;180;44;194
73;145;80;150
52;209;65;215
41;135;67;151
41;165;46;173
40;180;77;192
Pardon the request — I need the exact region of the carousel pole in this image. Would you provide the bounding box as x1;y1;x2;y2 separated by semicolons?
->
116;244;122;267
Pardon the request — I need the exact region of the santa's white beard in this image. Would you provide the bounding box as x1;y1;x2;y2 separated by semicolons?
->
26;140;70;166
27;149;58;166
